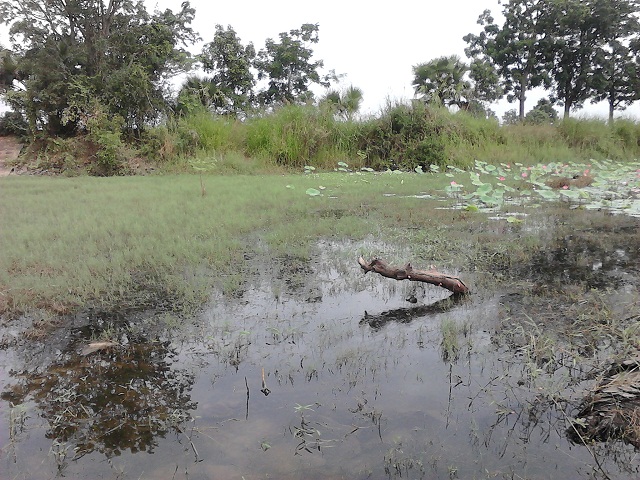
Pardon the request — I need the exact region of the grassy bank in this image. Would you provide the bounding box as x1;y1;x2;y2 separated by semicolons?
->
17;102;640;176
150;104;640;173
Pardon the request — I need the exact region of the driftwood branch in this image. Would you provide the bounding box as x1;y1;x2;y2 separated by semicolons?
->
358;257;469;294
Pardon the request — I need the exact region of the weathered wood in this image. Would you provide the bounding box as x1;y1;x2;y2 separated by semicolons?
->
357;257;469;294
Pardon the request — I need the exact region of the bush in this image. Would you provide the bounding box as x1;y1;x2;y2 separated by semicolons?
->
244;104;338;168
0;111;28;137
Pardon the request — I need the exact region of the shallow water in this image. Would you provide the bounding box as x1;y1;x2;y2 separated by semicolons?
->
1;215;640;479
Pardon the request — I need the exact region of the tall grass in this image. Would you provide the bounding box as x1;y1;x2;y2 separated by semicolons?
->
141;102;640;174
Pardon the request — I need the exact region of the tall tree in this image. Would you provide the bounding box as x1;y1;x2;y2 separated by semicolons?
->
254;23;332;105
0;0;197;135
589;0;640;123
545;0;601;118
412;55;471;108
469;58;503;105
464;1;552;121
199;25;256;115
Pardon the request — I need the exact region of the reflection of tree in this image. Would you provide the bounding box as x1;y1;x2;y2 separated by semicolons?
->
359;294;467;330
2;341;196;459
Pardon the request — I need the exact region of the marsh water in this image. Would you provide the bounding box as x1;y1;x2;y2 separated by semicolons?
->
1;208;640;479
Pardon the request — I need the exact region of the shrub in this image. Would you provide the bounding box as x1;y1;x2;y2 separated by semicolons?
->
0;111;29;137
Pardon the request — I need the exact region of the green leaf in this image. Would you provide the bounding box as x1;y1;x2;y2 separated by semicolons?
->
536;189;559;200
306;188;321;196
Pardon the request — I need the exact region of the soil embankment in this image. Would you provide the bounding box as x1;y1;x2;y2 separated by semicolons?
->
0;135;23;176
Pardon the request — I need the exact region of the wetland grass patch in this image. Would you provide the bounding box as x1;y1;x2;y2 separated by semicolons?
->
0;171;465;317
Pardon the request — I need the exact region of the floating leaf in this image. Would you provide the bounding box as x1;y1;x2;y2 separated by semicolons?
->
306;188;321;196
476;184;493;194
506;216;523;224
464;204;479;212
559;189;581;199
479;194;500;205
536;189;559;200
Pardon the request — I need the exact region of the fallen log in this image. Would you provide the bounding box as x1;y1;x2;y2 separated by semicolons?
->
357;257;469;294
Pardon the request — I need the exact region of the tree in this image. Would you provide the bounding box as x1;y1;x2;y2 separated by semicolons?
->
588;0;640;123
502;109;520;125
544;0;601;118
412;55;472;108
254;23;333;105
198;25;256;115
469;58;503;105
319;85;363;120
525;97;558;123
464;1;552;121
175;75;219;115
0;0;197;136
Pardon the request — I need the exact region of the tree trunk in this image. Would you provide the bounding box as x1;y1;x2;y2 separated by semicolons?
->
609;98;615;125
357;257;469;294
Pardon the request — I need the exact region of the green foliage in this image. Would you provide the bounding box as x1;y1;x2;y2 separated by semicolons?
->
525;98;558;125
412;56;471;108
244;104;339;167
0;110;28;136
175;109;236;154
86;106;128;175
464;1;552;120
0;0;197;136
319;85;364;120
198;25;256;115
254;23;333;105
356;101;502;170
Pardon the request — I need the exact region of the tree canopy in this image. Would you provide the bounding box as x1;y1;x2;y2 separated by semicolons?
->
464;0;640;121
0;0;197;135
254;23;333;106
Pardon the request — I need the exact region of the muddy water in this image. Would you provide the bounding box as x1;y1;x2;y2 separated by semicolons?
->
1;214;640;479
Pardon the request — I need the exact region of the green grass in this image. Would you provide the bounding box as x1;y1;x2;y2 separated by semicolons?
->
0;171;467;315
2;155;638;317
148;103;640;174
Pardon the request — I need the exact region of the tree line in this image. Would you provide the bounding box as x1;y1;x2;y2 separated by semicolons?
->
0;0;638;140
415;0;640;123
0;0;345;137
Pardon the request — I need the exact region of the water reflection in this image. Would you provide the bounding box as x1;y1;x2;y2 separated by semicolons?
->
360;293;467;330
2;340;196;461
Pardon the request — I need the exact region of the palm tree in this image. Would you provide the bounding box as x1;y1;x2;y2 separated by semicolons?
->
320;85;363;120
412;56;471;108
